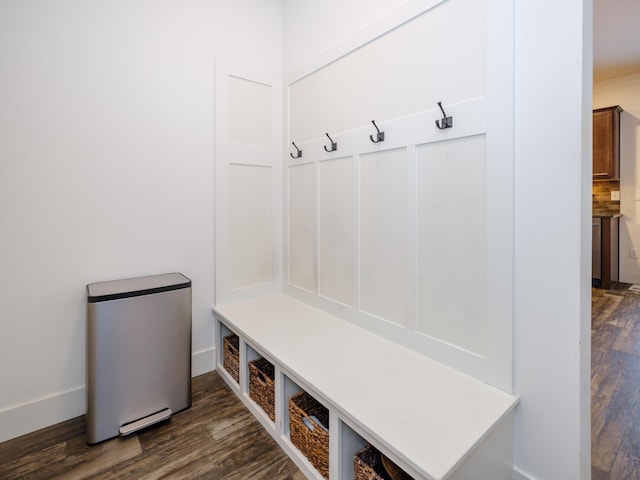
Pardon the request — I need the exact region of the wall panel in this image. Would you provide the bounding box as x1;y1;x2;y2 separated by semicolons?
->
229;76;272;146
416;135;486;355
318;157;355;306
229;164;272;290
360;149;408;325
215;61;282;305
288;163;317;292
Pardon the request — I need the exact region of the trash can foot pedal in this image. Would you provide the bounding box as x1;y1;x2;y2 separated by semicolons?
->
119;408;172;436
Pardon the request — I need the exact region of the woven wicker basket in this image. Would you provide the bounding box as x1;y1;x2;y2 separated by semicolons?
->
354;444;413;480
381;455;413;480
354;444;388;480
288;391;330;479
248;357;275;421
222;334;240;383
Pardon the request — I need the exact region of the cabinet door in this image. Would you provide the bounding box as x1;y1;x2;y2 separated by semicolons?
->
593;106;621;181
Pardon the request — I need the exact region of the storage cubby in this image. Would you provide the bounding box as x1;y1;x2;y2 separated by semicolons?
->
243;344;263;391
217;322;234;354
278;374;329;479
288;389;330;479
218;323;239;384
339;421;417;480
354;444;416;480
281;375;304;438
339;422;368;480
246;344;275;423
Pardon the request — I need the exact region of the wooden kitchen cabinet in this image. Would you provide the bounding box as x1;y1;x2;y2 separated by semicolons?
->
593;105;622;181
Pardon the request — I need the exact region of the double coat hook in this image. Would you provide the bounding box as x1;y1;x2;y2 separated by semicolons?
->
369;120;385;143
324;133;337;152
435;101;453;129
290;142;302;159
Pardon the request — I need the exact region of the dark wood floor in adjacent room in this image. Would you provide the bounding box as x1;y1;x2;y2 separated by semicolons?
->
0;372;304;480
592;284;640;480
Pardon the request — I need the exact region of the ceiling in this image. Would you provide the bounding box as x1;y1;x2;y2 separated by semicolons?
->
593;0;640;82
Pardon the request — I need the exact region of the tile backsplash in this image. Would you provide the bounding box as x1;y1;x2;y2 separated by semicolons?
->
593;180;621;213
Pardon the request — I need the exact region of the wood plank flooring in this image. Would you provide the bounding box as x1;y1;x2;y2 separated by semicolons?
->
592;284;640;480
0;372;304;480
3;287;640;479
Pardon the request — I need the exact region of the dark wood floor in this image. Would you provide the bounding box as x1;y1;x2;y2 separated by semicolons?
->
3;289;640;479
592;284;640;480
0;372;304;480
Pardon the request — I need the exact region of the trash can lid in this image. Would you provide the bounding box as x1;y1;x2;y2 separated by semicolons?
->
87;272;191;303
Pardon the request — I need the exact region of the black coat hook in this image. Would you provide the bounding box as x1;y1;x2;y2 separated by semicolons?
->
369;120;385;143
435;101;453;129
324;132;337;152
290;142;302;159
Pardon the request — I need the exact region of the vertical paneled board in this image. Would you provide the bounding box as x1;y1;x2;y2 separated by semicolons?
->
284;0;514;390
359;148;409;326
318;157;355;307
215;62;282;305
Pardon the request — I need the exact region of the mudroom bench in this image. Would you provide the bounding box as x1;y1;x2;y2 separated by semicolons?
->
213;294;519;480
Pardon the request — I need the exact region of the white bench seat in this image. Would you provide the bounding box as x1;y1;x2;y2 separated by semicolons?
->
213;294;519;480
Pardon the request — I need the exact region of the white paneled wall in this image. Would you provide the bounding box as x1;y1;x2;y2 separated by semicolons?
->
282;0;509;384
215;62;282;305
284;102;491;379
288;0;483;142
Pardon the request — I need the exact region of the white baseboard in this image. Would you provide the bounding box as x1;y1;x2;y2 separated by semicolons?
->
0;349;217;444
620;270;640;285
192;346;216;377
512;465;535;480
0;386;86;444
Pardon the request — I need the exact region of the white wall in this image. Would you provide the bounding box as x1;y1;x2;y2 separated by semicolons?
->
0;0;282;442
594;73;640;283
513;1;592;479
283;0;592;479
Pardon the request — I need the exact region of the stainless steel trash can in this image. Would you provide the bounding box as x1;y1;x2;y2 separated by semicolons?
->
86;272;192;444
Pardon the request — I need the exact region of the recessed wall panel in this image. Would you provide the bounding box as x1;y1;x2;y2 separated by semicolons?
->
360;149;407;325
289;163;316;292
319;157;354;306
416;135;486;355
229;164;272;290
228;76;272;146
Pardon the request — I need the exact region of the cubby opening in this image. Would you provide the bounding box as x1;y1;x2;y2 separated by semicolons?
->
219;323;239;384
281;374;304;439
287;386;330;479
339;422;368;480
342;422;416;480
245;344;275;423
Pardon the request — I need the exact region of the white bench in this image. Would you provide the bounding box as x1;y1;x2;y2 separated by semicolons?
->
213;294;519;480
